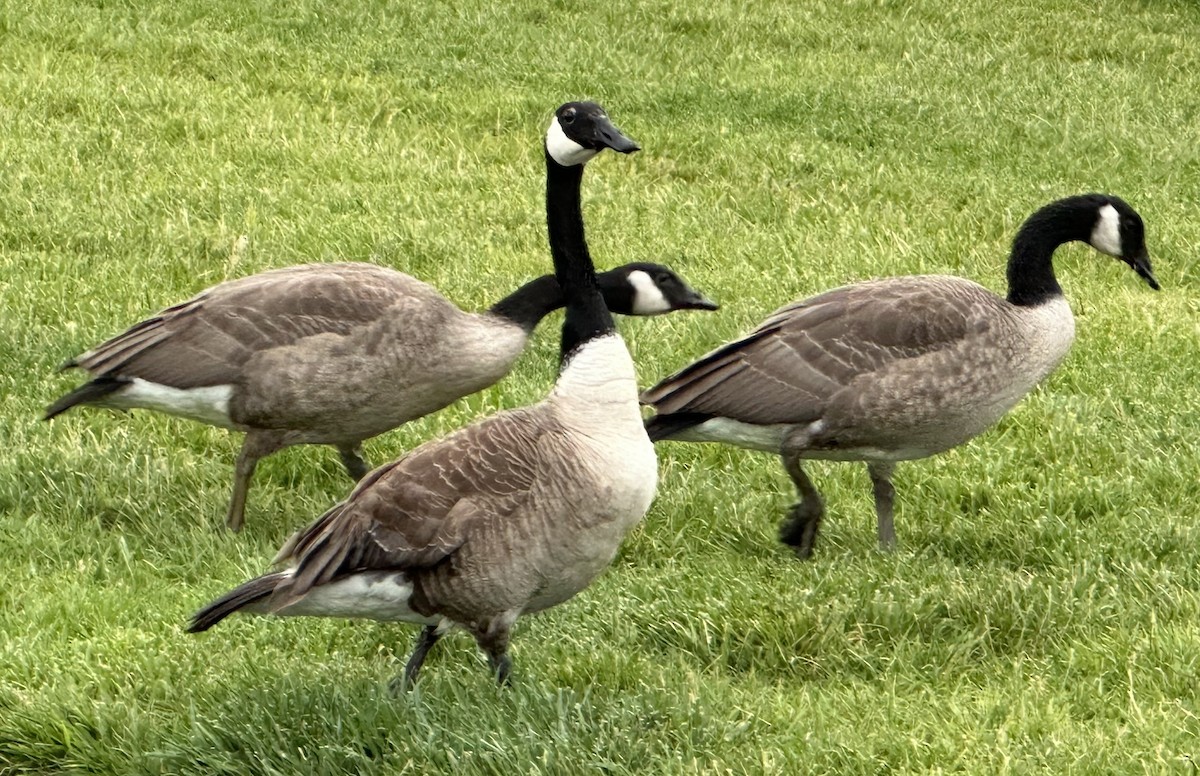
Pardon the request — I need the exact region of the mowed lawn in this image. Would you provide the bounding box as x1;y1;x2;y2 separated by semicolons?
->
2;0;1200;772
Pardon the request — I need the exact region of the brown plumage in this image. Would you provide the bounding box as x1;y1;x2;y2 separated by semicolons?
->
46;258;714;531
61;263;416;390
188;101;659;688
644;194;1159;558
645;278;995;435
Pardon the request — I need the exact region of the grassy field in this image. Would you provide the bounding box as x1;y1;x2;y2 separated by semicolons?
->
3;0;1200;772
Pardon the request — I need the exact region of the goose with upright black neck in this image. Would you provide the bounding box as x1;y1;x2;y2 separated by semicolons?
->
188;102;660;687
643;194;1159;558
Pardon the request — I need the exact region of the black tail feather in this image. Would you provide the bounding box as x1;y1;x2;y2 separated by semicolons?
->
44;376;131;421
187;572;287;633
644;412;711;442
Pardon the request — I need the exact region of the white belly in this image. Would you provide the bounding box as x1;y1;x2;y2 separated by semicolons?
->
110;379;236;428
673;417;791;453
275;571;440;624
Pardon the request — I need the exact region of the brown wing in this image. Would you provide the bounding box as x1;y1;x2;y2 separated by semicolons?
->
271;406;552;600
641;276;996;425
67;263;449;388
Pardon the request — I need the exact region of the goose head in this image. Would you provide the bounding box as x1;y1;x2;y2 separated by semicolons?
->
1084;194;1159;290
597;263;720;315
545;102;640;167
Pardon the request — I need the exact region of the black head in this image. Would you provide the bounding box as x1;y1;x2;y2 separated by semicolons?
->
545;101;640;167
1080;193;1159;290
596;262;720;316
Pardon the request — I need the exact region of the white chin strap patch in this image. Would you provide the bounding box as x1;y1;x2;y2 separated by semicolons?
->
546;117;599;167
626;269;672;315
1089;203;1123;257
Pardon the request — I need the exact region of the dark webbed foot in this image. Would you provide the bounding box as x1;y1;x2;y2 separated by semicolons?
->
472;616;516;687
779;500;823;559
338;445;370;481
488;652;513;686
779;454;825;559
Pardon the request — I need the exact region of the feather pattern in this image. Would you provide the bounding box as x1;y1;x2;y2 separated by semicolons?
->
643;276;1014;446
188;101;658;684
641;193;1156;558
50;251;712;531
57;262;531;444
71;264;428;388
270;336;654;623
271;408;546;610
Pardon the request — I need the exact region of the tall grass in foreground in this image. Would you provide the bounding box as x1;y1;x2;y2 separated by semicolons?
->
2;0;1199;772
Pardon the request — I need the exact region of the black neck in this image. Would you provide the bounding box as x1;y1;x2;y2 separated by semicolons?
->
1005;201;1091;306
545;150;615;361
489;270;641;332
488;275;565;333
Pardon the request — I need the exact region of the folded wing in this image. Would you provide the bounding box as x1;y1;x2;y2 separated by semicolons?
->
642;277;989;424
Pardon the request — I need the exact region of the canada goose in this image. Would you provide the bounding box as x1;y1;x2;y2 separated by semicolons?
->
46;263;715;534
189;101;658;687
642;194;1159;558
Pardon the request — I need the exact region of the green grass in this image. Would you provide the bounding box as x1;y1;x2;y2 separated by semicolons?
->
3;0;1200;772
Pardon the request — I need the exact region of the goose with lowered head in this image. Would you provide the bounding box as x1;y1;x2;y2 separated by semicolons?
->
643;194;1158;558
46;184;715;532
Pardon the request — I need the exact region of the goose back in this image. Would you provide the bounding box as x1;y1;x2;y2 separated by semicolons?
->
69;262;529;442
70;263;447;386
188;101;657;682
641;192;1152;559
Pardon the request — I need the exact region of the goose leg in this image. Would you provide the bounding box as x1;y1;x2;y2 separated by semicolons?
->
227;438;261;533
867;461;897;551
337;444;370;481
472;615;517;686
779;454;825;559
487;650;513;686
391;624;442;693
226;432;283;532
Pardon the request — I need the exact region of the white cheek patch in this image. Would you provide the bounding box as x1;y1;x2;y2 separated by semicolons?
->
546;117;599;167
1089;203;1123;256
626;270;672;315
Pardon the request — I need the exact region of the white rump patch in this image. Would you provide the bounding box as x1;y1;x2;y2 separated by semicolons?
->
678;418;925;461
1089;203;1122;257
626;270;672;315
678;417;790;454
546;117;599;167
117;379;235;428
278;572;439;624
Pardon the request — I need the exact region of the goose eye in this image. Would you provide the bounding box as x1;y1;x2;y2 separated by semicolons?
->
562;111;576;125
